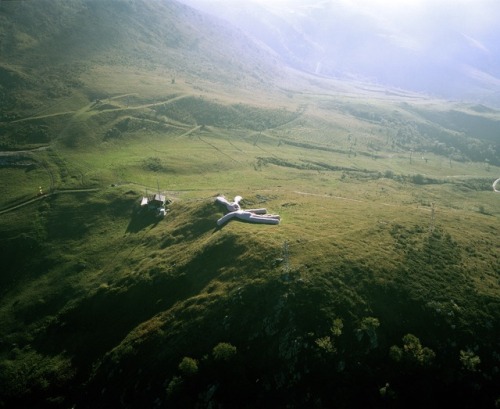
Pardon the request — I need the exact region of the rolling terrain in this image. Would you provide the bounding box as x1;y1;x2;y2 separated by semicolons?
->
0;1;499;408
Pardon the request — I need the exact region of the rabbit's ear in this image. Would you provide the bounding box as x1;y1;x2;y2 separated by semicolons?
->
216;196;229;204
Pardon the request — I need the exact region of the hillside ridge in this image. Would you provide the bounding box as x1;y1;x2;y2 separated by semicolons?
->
0;1;499;408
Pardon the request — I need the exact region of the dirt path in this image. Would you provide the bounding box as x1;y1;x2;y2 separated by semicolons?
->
0;146;50;156
8;93;190;124
9;111;76;123
0;189;99;216
96;94;189;113
178;125;201;138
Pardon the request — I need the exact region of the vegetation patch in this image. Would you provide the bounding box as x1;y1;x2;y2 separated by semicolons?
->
0;1;499;408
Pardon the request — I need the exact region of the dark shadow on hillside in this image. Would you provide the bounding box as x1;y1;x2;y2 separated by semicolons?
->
126;209;161;233
32;233;245;374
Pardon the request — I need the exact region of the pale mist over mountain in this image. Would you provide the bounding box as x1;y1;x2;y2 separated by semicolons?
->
180;0;500;106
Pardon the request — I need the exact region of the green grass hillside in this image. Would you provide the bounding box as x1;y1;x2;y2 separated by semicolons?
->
0;1;499;408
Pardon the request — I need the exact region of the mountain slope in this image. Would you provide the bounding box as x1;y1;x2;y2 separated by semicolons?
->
0;1;499;409
0;0;283;118
182;0;500;105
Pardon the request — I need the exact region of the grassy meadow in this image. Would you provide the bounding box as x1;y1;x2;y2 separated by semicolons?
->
1;74;499;408
0;0;499;407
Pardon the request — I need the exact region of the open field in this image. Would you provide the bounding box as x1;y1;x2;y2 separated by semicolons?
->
1;79;499;408
2;80;498;207
0;1;499;407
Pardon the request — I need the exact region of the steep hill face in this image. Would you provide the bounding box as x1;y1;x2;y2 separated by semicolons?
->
1;186;499;409
0;0;282;117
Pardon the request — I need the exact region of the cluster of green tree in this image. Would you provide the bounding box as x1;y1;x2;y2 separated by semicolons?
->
0;347;74;408
142;156;168;173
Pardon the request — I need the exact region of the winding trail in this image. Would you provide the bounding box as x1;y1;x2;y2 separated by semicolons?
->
0;146;50;156
7;93;190;124
9;111;76;124
179;125;201;138
0;189;99;216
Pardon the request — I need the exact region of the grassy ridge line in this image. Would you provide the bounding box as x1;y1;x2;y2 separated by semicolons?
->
0;162;498;408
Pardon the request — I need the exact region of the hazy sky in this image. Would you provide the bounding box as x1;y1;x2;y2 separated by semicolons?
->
185;0;500;35
183;0;500;58
181;0;500;100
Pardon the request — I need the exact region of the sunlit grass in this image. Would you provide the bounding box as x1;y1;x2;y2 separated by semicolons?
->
1;73;499;409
